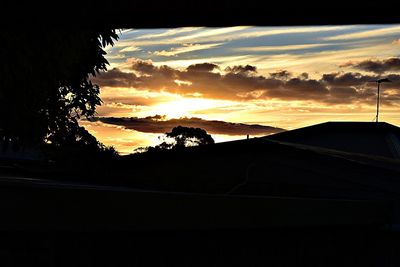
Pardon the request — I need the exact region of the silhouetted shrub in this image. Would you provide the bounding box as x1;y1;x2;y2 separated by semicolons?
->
135;126;214;154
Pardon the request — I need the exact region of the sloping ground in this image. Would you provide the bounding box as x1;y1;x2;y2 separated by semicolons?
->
229;140;400;200
1;132;400;204
95;137;400;203
0;139;393;231
266;122;400;159
1;135;399;265
0;140;392;231
3;135;400;201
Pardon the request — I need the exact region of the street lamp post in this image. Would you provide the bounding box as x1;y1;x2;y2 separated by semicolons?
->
374;78;391;123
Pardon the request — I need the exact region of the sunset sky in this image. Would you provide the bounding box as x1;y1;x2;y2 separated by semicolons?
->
84;25;400;154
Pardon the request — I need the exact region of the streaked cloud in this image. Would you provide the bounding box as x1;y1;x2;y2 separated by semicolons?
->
151;43;223;57
119;46;141;52
322;25;400;41
234;43;331;52
236;25;356;39
112;26;354;48
175;26;250;41
135;27;201;40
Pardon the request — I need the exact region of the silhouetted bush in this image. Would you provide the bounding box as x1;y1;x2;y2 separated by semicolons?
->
136;126;215;154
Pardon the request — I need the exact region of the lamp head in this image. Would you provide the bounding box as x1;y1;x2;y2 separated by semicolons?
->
377;78;391;83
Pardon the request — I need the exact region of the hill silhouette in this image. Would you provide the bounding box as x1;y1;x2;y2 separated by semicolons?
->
7;122;400;203
2;121;400;265
267;121;400;159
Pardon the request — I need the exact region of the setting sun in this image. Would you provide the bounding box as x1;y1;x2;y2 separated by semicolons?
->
146;97;234;119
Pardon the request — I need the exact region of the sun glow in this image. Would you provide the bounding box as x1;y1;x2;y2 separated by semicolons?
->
145;97;235;119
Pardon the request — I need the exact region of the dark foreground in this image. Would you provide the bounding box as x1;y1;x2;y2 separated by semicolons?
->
1;227;399;267
0;177;396;267
2;123;400;266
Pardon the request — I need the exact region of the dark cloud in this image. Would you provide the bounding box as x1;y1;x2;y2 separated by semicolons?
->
186;63;219;72
344;58;400;74
261;78;329;100
92;116;285;136
285;78;328;96
385;73;400;87
329;86;358;97
269;70;292;80
321;72;372;87
225;65;257;73
131;59;158;74
91;58;400;106
323;87;359;104
91;68;137;87
299;72;309;80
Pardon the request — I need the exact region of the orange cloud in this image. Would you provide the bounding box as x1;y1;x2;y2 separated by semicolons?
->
91;58;400;106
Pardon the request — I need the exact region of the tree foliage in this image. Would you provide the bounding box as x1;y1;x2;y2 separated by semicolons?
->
137;126;215;153
165;126;215;148
0;29;118;154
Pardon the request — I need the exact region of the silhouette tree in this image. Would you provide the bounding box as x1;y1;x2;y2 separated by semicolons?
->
0;29;118;154
137;126;215;153
165;126;215;148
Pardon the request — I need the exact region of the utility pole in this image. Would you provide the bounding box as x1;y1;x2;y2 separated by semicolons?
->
376;81;380;123
374;78;391;123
